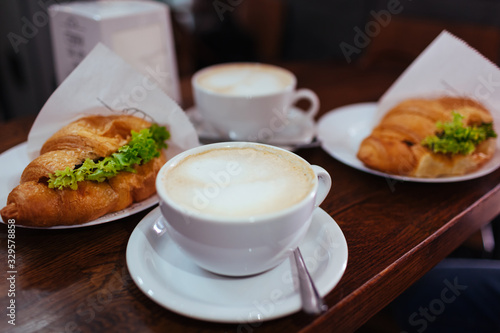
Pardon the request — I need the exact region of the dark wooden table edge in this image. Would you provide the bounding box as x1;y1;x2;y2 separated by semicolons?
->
299;182;500;332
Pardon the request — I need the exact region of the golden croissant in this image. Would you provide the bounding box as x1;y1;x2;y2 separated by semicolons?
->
1;115;168;227
357;97;497;177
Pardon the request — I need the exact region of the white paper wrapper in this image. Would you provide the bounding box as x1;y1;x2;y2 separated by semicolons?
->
376;30;500;126
27;43;199;160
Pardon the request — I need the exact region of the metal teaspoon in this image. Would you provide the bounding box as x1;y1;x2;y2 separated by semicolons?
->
293;247;328;315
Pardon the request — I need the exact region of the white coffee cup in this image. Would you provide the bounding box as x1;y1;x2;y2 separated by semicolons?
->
156;142;331;276
192;63;320;142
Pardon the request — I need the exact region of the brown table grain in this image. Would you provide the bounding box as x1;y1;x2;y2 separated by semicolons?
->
1;62;499;333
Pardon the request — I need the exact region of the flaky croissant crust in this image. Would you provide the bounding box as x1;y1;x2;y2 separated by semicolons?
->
357;97;496;177
1;115;166;227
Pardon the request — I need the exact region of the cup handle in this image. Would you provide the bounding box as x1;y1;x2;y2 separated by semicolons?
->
311;165;331;207
290;88;320;119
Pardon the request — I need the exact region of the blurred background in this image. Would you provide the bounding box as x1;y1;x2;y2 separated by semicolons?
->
1;0;500;121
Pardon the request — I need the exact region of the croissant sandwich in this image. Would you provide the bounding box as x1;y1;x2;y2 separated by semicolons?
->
357;97;497;178
1;115;169;227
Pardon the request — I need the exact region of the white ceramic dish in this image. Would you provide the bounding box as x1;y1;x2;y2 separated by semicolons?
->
186;106;316;148
0;142;158;229
317;102;500;183
126;207;348;323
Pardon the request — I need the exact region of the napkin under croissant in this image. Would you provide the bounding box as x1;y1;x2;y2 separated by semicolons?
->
1;115;166;227
357;97;496;177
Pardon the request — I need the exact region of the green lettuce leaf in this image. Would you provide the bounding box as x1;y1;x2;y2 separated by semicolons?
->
47;124;170;190
421;112;497;155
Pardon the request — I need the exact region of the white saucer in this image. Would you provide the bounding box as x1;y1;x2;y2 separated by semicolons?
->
0;142;158;229
317;102;500;183
126;207;348;323
186;106;316;149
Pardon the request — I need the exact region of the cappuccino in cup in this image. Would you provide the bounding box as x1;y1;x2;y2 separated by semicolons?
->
192;63;319;141
156;142;331;276
163;146;316;218
194;63;294;97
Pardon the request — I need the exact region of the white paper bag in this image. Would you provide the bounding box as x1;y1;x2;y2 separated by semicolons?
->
376;30;500;125
27;43;199;160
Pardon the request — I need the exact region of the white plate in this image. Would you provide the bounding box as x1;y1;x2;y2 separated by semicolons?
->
317;102;500;183
0;142;158;229
126;207;348;323
186;106;316;149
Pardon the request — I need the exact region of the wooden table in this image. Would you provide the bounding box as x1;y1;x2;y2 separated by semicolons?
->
1;61;499;333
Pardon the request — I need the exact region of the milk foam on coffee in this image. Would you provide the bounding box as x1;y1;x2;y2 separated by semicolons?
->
163;146;315;218
195;63;293;96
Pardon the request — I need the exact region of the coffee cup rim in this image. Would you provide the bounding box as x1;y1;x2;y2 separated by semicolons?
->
156;142;319;224
191;62;297;98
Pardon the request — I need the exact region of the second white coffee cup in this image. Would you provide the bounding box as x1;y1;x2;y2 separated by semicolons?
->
192;63;319;142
